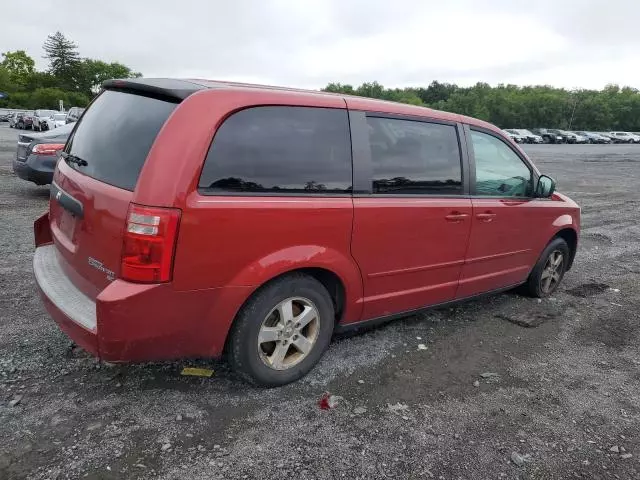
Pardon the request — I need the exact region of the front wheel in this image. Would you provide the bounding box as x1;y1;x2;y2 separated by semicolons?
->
521;237;570;298
227;273;335;386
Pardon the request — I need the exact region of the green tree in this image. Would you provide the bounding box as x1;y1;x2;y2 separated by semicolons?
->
1;50;36;89
30;88;70;109
23;71;58;91
77;59;141;96
0;66;11;94
321;80;640;130
66;91;91;108
322;82;355;95
356;81;385;99
415;81;458;104
43;31;81;90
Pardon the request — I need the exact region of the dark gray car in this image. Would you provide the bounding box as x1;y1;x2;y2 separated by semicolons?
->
13;123;73;185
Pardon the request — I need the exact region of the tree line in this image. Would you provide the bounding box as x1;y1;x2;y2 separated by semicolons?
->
323;81;640;131
3;34;638;131
0;32;140;110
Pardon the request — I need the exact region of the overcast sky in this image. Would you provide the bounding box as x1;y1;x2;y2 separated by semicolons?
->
2;0;639;90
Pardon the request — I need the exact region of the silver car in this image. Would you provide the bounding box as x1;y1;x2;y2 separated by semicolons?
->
32;109;58;131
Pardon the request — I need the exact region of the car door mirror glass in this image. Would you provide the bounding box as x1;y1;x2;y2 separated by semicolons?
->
536;175;555;198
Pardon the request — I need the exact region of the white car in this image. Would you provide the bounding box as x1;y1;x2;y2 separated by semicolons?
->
515;129;543;144
609;132;640;144
50;113;67;129
503;129;527;143
568;132;589;144
32;109;58;131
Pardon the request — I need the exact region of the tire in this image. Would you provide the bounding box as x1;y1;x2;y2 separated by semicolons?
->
520;237;570;298
227;273;335;387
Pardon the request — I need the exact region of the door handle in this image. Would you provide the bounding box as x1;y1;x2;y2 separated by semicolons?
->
445;212;469;222
476;212;496;222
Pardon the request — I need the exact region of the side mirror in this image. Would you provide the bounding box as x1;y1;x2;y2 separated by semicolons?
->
536;175;556;198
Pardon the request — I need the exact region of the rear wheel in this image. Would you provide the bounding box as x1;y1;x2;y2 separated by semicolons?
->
227;273;335;386
521;237;570;298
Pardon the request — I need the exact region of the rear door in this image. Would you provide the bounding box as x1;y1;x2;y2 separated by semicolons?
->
457;127;547;298
349;112;472;320
49;89;178;297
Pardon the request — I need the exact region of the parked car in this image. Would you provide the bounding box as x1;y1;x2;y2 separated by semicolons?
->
51;113;67;129
32;109;58;131
33;78;580;386
503;129;527;143
566;131;588;144
547;129;578;144
65;107;85;124
8;112;21;128
514;129;543;144
596;132;616;143
13;122;73;185
609;132;640;144
575;131;610;144
0;112;10;122
531;128;565;144
22;113;35;130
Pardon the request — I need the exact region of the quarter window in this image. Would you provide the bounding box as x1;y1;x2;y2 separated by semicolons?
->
367;116;463;194
470;130;532;197
199;106;352;193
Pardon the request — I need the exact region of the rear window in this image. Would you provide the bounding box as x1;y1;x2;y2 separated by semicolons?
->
65;90;177;191
199;106;352;193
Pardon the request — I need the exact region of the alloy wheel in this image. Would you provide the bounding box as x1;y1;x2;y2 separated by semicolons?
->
257;297;320;370
540;250;564;294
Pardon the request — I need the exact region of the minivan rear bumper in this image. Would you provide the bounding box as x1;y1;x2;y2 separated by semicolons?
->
34;245;100;355
34;244;252;362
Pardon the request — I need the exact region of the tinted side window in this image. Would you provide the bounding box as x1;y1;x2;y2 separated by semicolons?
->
470;130;532;197
199;107;352;193
366;117;462;194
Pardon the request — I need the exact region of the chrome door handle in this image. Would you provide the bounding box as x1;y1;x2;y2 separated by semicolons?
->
445;212;469;222
476;212;496;222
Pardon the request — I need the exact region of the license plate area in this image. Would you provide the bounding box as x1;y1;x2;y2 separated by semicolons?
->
58;209;76;240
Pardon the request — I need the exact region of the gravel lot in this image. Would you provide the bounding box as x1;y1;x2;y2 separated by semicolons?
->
1;123;639;480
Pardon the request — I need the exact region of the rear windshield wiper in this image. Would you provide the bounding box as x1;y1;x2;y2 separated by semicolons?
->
60;151;88;167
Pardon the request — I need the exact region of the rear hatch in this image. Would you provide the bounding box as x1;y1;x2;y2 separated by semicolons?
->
49;88;179;298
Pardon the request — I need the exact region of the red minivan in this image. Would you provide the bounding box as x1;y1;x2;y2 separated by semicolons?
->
33;78;580;386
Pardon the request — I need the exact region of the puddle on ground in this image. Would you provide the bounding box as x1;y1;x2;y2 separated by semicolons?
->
566;283;610;298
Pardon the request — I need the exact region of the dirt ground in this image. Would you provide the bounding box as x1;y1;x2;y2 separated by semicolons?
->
1;123;639;480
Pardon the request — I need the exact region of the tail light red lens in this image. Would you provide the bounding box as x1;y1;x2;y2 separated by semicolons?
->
120;204;181;283
32;143;65;155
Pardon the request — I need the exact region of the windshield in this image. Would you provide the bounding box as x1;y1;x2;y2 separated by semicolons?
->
38;110;56;117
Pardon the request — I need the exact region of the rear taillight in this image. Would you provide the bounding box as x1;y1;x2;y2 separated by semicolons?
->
120;204;181;283
32;143;65;155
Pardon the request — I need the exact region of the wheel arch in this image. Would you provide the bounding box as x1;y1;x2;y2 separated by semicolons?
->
220;264;358;359
224;245;364;325
552;227;578;271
